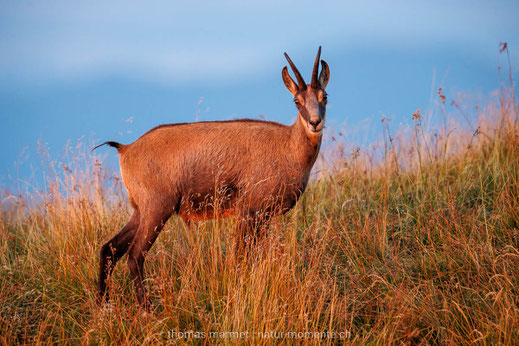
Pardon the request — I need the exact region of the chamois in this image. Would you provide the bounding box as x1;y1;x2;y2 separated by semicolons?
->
96;47;330;309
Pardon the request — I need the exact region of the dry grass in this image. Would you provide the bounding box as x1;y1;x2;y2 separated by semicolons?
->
1;82;519;344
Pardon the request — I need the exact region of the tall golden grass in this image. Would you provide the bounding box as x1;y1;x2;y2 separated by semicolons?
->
1;71;518;343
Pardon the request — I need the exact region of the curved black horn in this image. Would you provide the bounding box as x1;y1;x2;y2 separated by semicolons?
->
311;46;322;88
284;52;307;91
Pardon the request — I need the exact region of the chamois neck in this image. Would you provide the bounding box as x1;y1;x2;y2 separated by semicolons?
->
290;114;322;169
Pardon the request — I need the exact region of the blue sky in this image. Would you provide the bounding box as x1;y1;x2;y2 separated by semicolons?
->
1;0;518;190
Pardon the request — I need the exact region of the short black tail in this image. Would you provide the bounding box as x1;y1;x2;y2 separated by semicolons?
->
91;141;122;152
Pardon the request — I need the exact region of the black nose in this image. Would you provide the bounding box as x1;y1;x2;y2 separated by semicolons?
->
309;118;321;128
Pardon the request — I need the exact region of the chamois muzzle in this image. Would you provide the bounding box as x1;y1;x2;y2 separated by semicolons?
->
309;118;322;132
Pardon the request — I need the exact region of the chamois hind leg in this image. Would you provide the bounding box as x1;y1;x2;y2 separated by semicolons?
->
127;204;173;310
97;209;140;304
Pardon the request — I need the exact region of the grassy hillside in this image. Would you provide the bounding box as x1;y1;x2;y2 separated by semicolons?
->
1;86;518;344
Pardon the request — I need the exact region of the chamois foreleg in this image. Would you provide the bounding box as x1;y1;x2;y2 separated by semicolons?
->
233;211;271;258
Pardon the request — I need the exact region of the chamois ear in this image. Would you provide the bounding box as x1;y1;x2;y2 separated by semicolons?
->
319;60;330;89
282;66;299;95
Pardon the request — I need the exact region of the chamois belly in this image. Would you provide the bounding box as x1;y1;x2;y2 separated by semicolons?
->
177;184;238;223
175;178;305;223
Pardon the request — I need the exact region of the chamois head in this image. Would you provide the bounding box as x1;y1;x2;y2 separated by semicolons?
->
282;46;330;136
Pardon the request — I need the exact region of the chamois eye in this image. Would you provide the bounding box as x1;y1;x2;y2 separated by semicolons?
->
321;93;328;103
